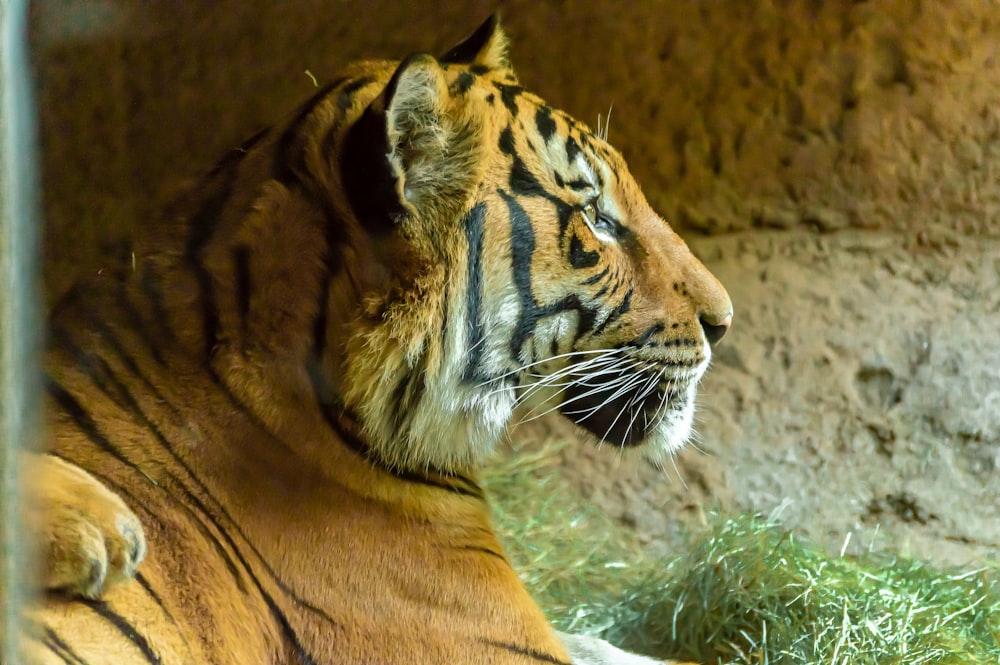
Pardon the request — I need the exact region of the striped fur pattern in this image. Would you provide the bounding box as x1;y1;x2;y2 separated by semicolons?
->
17;16;730;665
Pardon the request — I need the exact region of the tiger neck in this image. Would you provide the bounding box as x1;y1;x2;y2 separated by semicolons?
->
129;156;494;506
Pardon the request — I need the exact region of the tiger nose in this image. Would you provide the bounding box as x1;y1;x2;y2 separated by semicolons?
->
699;310;732;345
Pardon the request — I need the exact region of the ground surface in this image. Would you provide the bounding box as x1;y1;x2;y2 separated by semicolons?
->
34;0;1000;567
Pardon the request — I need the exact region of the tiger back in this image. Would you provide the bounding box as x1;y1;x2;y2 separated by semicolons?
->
16;16;731;665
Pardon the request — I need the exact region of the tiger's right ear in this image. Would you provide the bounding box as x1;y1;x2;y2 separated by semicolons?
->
439;14;510;70
340;54;483;233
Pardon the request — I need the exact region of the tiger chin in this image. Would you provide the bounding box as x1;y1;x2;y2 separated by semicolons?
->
19;15;729;665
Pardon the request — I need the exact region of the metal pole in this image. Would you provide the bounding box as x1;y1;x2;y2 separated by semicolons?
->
1;0;43;658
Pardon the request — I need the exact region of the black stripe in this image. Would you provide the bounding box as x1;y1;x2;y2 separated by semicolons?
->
233;244;251;340
272;78;345;184
568;233;599;269
582;267;609;286
46;379;150;477
593;288;633;336
500;190;540;360
510;154;547;197
317;78;368;170
631;323;665;348
50;447;321;665
310;263;333;359
493;82;523;115
83;600;162;664
55;357;332;659
313;394;484;500
184;148;246;360
115;282;167;365
337;77;373;112
39;626;88;665
462;203;487;382
81;313;173;407
535;105;556;142
389;350;428;434
138;268;176;345
49;328;131;412
541;294;600;343
450;544;509;563
134;572;179;626
565;136;580;164
499;126;516;156
133;572;200;662
56;359;252;595
480;639;571;665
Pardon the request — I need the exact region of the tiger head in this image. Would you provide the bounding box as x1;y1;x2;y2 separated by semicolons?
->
331;17;732;473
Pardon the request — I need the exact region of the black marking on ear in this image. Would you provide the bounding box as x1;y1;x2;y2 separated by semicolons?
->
494;82;523;115
462;203;488;382
568;233;600;269
339;93;407;234
233;245;251;340
452;71;476;95
440;14;500;64
535;105;556;142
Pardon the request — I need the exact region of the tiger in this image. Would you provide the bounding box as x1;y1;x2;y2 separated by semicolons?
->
14;15;732;665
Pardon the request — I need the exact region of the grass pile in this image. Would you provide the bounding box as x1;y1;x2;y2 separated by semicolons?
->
483;440;1000;664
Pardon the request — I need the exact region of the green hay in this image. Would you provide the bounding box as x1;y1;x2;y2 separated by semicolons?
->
484;440;1000;664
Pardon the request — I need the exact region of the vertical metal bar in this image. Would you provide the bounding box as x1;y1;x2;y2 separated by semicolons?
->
1;0;43;657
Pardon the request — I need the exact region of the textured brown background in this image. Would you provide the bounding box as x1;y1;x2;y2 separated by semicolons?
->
32;1;1000;565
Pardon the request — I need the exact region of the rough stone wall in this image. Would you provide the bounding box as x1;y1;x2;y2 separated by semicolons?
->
34;0;1000;293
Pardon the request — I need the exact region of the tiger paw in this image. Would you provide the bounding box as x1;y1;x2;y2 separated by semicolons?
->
24;454;147;599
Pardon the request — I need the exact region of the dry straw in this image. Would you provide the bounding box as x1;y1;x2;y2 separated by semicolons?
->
484;440;1000;665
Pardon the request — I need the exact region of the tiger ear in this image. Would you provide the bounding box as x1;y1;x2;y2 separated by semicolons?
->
340;54;482;231
439;14;510;70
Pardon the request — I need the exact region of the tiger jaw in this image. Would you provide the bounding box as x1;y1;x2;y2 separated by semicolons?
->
507;341;709;455
559;371;696;449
